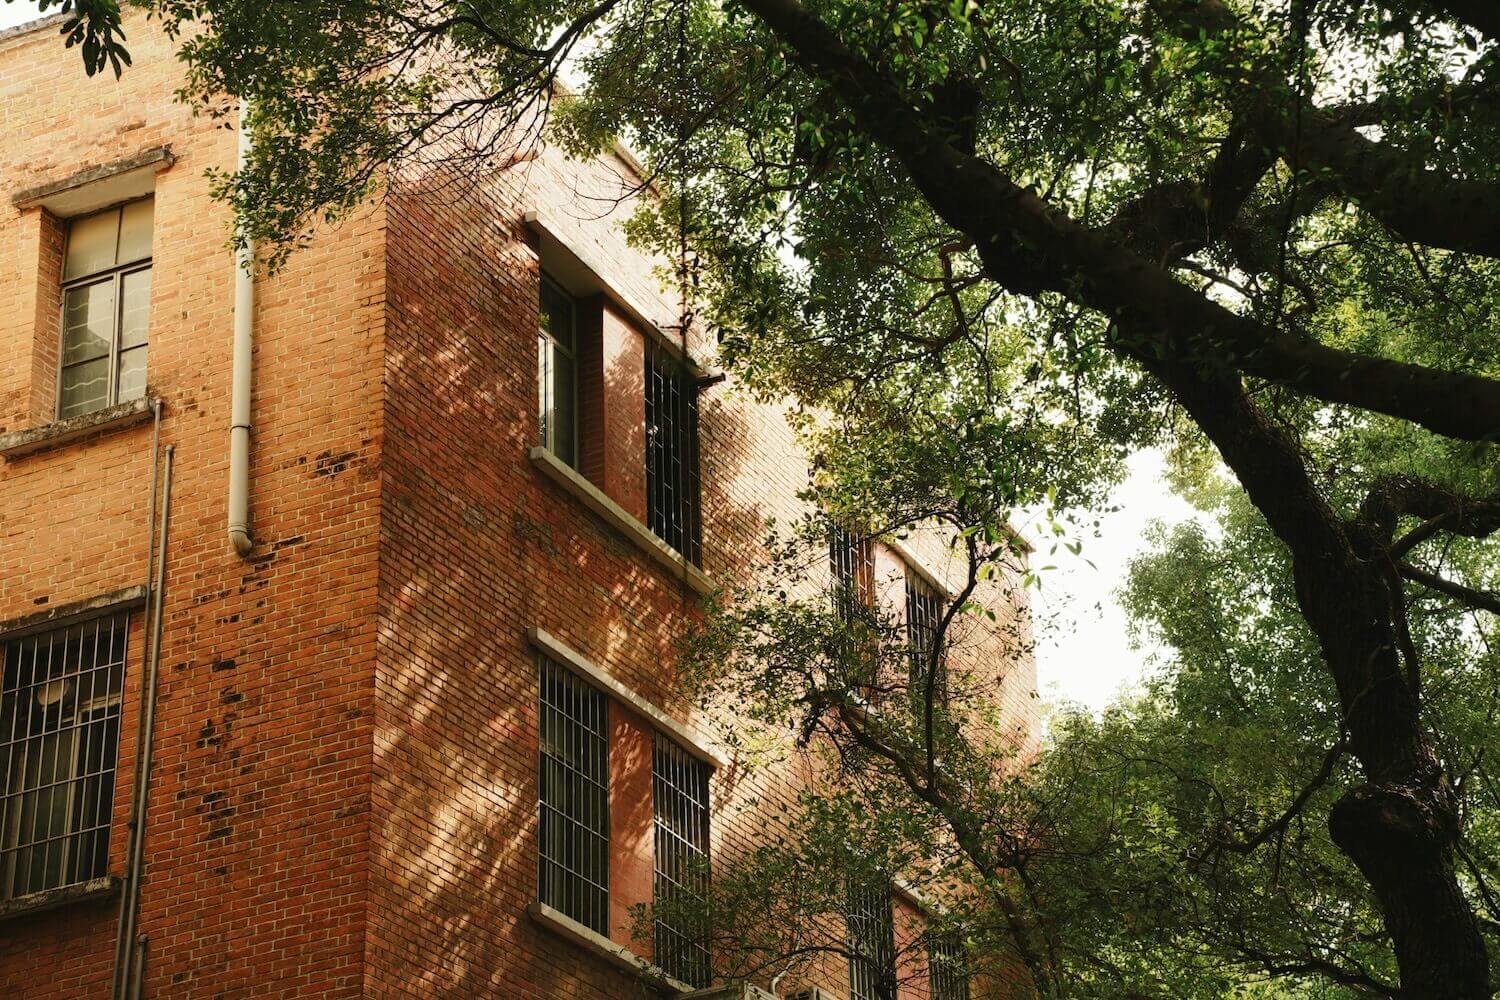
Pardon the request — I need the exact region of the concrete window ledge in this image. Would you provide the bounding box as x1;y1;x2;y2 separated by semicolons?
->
0;876;120;923
527;901;693;995
529;446;716;597
0;397;157;461
528;627;727;769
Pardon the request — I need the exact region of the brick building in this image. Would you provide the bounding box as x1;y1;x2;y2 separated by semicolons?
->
0;11;1037;999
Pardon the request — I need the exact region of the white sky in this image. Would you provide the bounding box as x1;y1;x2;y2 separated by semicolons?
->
0;3;42;31
2;0;1195;714
1025;450;1201;713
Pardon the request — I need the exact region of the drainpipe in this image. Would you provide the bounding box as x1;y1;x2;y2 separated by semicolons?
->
228;99;255;558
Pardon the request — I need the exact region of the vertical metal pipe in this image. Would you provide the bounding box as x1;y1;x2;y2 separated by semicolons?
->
112;445;173;999
228;100;255;558
111;400;161;998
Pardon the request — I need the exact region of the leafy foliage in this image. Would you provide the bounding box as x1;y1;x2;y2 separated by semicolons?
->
45;0;1500;994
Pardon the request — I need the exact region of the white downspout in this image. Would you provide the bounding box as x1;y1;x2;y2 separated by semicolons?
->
228;99;255;558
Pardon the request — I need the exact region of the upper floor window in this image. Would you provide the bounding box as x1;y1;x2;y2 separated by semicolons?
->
847;878;897;1000
1;614;127;899
653;733;711;987
645;340;701;564
538;274;579;467
537;654;609;933
928;930;971;1000
59;199;153;419
829;525;874;623
905;571;946;710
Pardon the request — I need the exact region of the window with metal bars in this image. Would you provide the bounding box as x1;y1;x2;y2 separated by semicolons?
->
652;733;711;987
538;273;579;467
1;614;127;900
537;655;610;933
645;339;701;565
928;931;971;1000
829;525;874;624
847;878;897;1000
905;571;946;712
58;199;153;419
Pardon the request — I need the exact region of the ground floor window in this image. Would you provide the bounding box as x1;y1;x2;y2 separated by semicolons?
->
0;614;127;899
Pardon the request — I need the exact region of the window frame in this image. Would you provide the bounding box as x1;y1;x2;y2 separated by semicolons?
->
56;197;154;421
536;654;611;935
537;271;581;467
644;338;703;565
847;877;897;1000
652;731;712;987
905;569;947;711
927;929;972;1000
0;612;129;901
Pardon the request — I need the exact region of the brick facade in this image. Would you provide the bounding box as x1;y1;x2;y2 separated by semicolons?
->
0;12;1036;999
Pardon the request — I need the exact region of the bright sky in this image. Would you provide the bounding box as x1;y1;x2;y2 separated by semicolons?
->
0;2;42;32
1;0;1195;714
1026;450;1202;713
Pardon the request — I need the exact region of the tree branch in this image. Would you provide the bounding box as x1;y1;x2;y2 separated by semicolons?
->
733;0;1500;442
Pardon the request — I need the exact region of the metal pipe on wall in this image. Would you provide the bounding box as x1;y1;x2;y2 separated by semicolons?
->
112;444;173;999
228;99;255;558
110;400;162;998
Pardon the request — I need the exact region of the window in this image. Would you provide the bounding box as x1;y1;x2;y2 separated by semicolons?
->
537;655;609;933
905;572;946;711
538;274;579;467
928;931;970;1000
645;339;701;564
653;733;711;986
829;525;874;623
1;614;127;899
847;879;896;1000
58;199;153;419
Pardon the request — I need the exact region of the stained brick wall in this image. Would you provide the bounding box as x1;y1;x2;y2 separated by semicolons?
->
0;11;383;999
0;12;1037;1000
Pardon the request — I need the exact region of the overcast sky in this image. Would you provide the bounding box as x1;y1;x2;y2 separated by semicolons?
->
2;0;1195;712
1;3;40;31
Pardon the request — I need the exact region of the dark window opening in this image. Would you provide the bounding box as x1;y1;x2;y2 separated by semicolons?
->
1;614;127;899
645;339;701;564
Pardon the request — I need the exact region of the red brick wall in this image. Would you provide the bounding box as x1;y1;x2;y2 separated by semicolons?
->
0;13;1037;1000
0;11;384;998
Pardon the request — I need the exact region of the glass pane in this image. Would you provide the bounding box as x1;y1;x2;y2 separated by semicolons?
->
119;268;150;349
117;199;154;263
116;346;147;402
537;334;551;449
552;349;576;467
59;359;110;418
61;280;116;365
539;276;575;352
63;209;120;281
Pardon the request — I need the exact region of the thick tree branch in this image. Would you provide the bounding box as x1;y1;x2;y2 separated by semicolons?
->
1399;562;1500;615
1157;0;1500;257
734;0;1500;442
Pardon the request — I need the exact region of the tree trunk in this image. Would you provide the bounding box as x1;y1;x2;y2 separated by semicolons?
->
1330;774;1489;998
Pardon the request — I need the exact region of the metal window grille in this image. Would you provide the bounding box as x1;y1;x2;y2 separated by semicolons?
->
653;733;711;987
829;525;874;624
905;572;946;710
58;199;153;419
847;879;896;1000
645;339;702;565
1;614;127;900
538;273;579;467
537;655;609;933
928;931;971;1000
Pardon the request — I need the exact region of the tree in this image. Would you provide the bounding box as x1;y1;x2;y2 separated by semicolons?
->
33;0;1500;994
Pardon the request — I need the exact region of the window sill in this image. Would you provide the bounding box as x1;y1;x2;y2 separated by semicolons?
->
527;901;693;995
0;876;120;923
0;397;157;461
529;446;716;596
529;627;727;769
